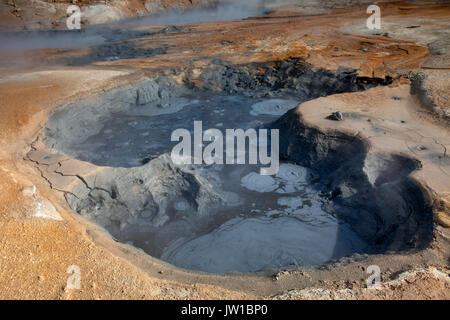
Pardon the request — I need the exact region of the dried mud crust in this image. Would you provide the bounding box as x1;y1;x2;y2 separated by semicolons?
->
272;267;450;300
409;70;450;125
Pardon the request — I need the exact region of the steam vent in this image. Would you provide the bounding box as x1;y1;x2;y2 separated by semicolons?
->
0;0;449;302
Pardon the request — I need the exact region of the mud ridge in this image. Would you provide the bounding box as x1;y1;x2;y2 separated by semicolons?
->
273;109;434;252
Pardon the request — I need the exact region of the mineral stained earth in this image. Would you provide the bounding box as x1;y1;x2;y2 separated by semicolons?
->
0;0;449;299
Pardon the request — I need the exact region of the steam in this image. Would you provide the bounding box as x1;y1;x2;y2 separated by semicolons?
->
0;0;315;53
0;0;269;52
122;0;266;27
0;30;105;51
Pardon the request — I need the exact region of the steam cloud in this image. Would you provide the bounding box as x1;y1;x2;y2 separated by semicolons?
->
0;0;311;52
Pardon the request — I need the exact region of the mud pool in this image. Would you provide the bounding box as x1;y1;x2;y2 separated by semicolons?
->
41;93;369;274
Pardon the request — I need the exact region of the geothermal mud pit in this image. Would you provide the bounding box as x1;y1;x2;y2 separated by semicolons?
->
31;64;432;274
37;88;367;273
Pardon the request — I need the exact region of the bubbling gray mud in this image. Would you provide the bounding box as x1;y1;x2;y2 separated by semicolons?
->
46;95;297;168
162;163;366;273
40;83;368;273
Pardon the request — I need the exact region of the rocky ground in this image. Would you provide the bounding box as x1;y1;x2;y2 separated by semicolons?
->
0;0;449;299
